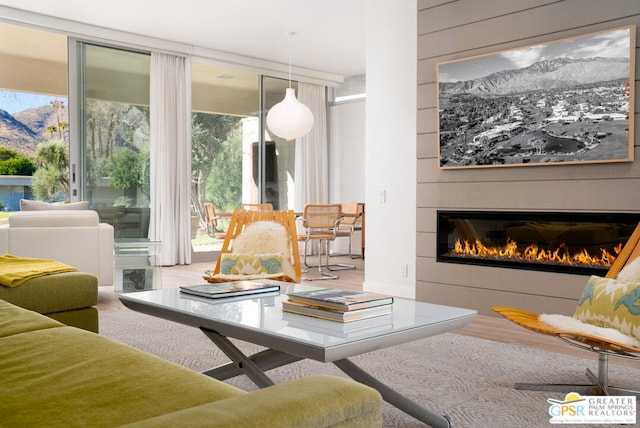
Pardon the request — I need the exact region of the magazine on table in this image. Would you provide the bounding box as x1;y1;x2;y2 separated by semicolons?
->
286;288;393;311
282;300;393;323
180;280;280;299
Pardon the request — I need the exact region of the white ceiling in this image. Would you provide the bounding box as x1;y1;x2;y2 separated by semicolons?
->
0;0;367;78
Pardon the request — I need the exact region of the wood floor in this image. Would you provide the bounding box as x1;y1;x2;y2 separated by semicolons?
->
99;254;638;370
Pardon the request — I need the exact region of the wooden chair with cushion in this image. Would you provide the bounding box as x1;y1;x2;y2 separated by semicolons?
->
204;208;301;283
493;222;640;396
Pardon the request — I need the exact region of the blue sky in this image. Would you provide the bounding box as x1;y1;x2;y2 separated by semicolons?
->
0;90;65;114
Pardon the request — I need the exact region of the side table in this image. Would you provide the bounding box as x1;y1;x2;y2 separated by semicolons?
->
114;239;161;292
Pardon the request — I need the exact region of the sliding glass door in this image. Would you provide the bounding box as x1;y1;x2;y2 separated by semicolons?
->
75;42;151;238
189;66;299;254
190;62;259;253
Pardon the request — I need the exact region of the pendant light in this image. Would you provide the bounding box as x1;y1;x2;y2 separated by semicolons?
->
266;32;314;141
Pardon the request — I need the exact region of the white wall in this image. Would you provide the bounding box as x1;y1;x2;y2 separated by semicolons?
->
363;0;417;298
329;100;366;255
329;100;366;203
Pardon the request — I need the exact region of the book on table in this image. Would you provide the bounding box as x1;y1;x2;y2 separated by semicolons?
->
179;280;280;299
282;300;393;323
286;288;393;311
282;311;394;336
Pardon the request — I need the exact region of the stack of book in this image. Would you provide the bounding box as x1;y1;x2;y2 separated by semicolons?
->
282;288;394;322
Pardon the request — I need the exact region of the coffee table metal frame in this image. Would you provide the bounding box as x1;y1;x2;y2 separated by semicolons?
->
119;283;476;428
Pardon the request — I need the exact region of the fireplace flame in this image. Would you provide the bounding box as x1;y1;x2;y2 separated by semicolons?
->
452;239;622;267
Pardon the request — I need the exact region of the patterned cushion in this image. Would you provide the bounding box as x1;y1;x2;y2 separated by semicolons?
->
219;253;284;276
573;275;640;340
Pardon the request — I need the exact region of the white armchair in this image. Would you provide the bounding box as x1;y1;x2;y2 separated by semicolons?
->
0;210;114;286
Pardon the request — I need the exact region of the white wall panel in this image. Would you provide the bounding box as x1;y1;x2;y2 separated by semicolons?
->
364;0;417;299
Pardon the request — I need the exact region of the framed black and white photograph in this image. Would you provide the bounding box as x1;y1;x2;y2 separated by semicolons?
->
437;25;635;169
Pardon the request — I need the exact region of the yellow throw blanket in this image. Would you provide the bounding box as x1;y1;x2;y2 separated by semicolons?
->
0;254;78;288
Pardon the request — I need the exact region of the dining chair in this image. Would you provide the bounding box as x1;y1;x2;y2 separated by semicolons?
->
203;203;226;239
332;202;365;262
297;203;344;280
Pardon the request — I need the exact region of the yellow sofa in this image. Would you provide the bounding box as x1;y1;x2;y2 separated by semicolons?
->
0;271;99;333
0;299;382;427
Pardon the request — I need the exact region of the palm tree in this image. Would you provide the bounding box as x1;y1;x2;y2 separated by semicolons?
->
58;122;68;143
50;100;65;140
46;125;58;139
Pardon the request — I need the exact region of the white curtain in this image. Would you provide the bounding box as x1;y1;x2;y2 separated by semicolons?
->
149;52;192;266
294;82;328;211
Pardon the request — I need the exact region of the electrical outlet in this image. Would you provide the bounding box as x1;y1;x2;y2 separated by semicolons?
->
400;263;408;277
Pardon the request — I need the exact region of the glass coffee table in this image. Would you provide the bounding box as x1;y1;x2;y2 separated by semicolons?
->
119;282;476;427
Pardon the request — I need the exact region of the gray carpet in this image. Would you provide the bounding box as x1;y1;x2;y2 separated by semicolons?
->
99;307;640;428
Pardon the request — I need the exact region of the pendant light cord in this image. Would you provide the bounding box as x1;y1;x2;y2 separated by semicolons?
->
287;31;295;88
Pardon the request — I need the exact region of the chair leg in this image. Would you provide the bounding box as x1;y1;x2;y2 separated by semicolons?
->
302;240;339;281
327;262;356;271
514;382;603;395
329;234;362;261
348;234;363;259
326;238;357;271
301;240;310;273
513;353;640;396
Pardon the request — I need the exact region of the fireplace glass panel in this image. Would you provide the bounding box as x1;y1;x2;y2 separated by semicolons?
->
437;211;640;275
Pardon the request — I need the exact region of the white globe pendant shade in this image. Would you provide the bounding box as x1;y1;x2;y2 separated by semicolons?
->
266;87;314;141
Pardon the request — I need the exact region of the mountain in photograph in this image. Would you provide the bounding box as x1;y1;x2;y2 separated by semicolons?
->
0;105;68;157
440;57;629;97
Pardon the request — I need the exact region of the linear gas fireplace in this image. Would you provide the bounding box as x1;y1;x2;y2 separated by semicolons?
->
437;210;640;275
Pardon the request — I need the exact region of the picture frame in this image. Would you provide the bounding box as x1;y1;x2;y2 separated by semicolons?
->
437;25;635;169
